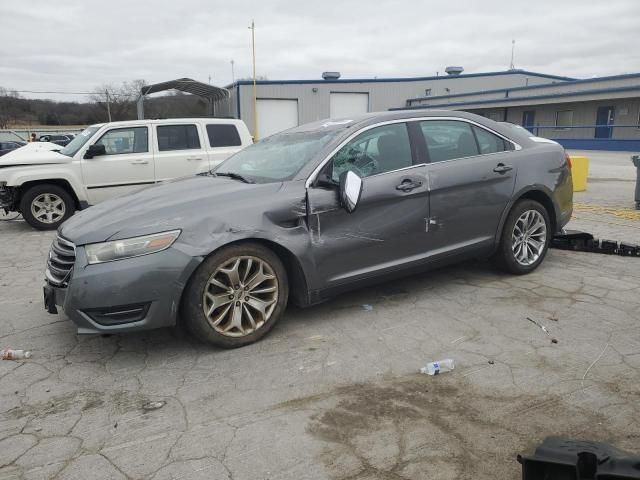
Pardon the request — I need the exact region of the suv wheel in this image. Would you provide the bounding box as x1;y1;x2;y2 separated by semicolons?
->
492;199;551;274
182;243;289;348
20;184;76;230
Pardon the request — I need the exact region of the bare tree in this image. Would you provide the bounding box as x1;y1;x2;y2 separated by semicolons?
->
0;87;22;129
90;80;147;122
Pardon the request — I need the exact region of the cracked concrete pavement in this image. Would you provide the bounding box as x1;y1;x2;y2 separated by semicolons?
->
1;158;639;479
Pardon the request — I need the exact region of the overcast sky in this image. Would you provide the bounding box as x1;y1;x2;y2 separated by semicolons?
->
1;0;639;101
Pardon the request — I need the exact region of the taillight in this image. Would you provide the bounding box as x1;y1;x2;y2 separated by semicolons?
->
565;152;572;169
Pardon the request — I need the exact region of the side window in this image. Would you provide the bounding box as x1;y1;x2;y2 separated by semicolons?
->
157;125;200;151
330;123;412;181
95;127;148;155
420;120;479;162
206;124;241;148
472;126;508;154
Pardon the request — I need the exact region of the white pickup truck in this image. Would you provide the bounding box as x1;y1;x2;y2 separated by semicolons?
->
0;118;252;230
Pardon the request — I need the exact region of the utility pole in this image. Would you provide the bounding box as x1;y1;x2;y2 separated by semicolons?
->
231;59;235;84
105;89;112;122
249;20;258;140
510;39;516;70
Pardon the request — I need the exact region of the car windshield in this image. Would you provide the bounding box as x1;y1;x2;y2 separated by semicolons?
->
214;130;339;183
59;126;100;157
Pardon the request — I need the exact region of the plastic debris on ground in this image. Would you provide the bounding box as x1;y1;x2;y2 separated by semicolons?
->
526;317;558;344
142;401;166;411
420;359;455;375
1;349;32;360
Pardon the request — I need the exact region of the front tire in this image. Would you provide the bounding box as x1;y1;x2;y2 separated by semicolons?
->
492;199;551;275
20;184;76;230
182;243;289;348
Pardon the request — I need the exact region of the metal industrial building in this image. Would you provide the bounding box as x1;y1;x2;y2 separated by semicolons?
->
402;72;640;150
215;67;640;150
219;69;572;139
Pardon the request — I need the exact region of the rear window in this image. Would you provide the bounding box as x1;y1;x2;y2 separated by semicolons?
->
157;125;200;151
206;124;241;148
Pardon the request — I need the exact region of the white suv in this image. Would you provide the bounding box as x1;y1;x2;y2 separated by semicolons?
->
0;118;252;230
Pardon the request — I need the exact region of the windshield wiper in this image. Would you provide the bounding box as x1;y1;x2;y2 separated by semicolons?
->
213;172;255;184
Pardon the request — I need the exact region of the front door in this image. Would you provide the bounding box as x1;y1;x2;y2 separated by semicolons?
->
418;119;517;257
307;122;430;287
595;106;615;139
522;111;535;133
81;126;154;204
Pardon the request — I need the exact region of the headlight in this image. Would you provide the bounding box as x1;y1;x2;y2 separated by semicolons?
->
85;230;181;265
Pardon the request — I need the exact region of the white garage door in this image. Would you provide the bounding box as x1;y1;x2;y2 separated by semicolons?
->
256;99;299;139
329;92;369;119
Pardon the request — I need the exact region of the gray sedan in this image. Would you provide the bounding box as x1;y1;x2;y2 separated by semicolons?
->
44;110;573;348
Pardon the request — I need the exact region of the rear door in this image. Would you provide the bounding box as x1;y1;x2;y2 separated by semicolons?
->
205;123;244;169
307;122;430;287
154;123;208;182
81;125;154;204
418;119;517;256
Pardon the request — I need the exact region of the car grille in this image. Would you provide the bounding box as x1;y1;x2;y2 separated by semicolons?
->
46;236;76;287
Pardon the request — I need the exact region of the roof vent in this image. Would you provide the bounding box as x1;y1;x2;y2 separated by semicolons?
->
322;71;341;80
445;66;464;76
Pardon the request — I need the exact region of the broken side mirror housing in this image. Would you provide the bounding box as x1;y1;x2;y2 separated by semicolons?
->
339;170;363;213
84;144;106;159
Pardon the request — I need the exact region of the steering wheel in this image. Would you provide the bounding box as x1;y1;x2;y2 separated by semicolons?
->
349;153;377;177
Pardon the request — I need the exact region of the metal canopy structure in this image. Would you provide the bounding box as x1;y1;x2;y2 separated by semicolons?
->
136;78;229;119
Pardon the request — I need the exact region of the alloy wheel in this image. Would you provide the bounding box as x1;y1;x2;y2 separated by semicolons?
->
31;193;66;224
511;210;547;266
202;256;278;337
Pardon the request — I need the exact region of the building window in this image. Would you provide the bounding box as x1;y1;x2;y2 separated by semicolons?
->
487;112;502;122
555;110;573;129
425;88;432;97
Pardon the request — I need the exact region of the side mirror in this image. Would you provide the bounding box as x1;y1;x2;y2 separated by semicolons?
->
338;170;363;213
84;144;106;159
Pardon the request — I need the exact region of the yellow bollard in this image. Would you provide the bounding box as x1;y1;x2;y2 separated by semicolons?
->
569;155;589;192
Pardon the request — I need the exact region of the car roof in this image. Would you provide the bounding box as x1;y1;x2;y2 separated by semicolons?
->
88;118;244;129
287;109;524;139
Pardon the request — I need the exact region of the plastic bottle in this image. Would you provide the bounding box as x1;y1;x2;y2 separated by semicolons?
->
420;359;454;375
1;349;32;360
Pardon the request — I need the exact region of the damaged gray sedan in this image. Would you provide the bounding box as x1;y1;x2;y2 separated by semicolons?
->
44;110;573;348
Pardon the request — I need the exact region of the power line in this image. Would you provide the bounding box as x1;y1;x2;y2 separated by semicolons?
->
9;89;138;97
11;89;95;95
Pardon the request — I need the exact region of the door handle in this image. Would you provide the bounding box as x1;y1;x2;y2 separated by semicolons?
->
396;180;423;192
187;157;203;161
130;160;149;165
493;163;513;174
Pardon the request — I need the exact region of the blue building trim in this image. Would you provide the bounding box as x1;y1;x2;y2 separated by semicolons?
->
224;70;574;89
553;138;640;151
393;85;640;110
406;71;640;103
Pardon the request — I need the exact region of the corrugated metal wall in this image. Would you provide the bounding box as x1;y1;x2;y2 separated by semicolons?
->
229;73;558;136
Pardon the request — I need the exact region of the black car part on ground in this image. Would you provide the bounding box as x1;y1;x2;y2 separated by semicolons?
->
551;230;640;257
518;437;640;480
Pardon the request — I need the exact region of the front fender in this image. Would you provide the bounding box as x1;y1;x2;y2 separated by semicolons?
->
1;166;87;202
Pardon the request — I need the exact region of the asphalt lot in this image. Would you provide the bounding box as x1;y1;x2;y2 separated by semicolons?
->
1;152;639;480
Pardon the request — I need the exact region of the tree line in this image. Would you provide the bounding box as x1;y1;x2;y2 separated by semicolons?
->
0;80;218;129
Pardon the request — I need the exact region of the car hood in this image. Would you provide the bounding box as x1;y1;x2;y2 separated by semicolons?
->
60;175;285;245
0;144;69;166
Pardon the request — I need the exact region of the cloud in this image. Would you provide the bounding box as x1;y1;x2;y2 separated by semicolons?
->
1;0;638;101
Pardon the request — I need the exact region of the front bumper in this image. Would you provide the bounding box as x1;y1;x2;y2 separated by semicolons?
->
45;244;201;334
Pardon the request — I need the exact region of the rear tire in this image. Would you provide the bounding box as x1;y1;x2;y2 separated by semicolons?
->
181;242;288;348
20;184;76;231
492;199;551;275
